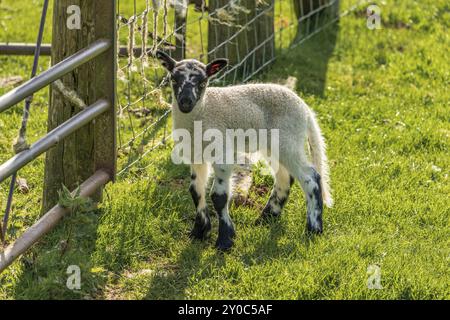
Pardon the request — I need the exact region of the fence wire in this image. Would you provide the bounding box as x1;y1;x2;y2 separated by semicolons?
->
115;0;365;176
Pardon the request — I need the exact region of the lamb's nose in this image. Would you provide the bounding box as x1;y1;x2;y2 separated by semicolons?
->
180;97;193;108
180;97;192;107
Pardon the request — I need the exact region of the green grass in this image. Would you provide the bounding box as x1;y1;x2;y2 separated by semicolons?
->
0;0;449;299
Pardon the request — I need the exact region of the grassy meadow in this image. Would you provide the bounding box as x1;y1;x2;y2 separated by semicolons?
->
0;0;449;299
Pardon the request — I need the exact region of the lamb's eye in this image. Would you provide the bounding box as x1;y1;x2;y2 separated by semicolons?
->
199;82;207;88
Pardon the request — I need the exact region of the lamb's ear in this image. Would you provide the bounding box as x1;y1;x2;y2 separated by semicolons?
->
155;50;176;72
206;58;228;77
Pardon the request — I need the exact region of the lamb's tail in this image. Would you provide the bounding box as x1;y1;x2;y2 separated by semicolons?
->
307;109;333;208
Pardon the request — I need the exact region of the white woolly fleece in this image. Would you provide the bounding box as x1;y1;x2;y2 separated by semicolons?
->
172;83;333;208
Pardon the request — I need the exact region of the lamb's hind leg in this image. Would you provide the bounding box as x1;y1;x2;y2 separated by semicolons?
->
211;164;235;251
301;166;323;234
284;156;324;234
189;164;211;240
256;164;294;224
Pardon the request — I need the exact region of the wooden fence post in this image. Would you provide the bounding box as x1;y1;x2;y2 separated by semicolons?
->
208;0;255;83
42;0;116;213
173;5;188;60
293;0;339;42
254;0;275;69
208;0;274;83
207;0;230;62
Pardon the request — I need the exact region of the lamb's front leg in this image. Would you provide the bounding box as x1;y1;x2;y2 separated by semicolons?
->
189;164;211;240
211;164;235;251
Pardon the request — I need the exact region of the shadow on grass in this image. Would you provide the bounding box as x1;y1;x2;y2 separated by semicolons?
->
143;242;223;299
294;23;339;97
266;7;339;97
242;218;290;264
239;211;319;268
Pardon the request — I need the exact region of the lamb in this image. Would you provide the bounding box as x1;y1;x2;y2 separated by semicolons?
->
155;50;333;251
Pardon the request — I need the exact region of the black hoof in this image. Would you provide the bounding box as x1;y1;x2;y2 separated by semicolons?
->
255;213;281;225
215;222;235;251
215;237;234;252
306;218;323;235
189;217;211;241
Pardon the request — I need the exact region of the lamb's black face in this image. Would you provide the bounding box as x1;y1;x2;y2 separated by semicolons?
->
155;50;228;114
171;61;208;113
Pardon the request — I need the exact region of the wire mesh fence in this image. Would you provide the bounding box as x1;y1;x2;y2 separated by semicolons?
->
115;0;364;177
